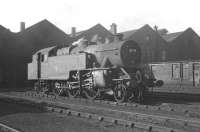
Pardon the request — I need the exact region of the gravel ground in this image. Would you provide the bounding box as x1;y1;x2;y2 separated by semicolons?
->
0;100;143;132
152;87;200;94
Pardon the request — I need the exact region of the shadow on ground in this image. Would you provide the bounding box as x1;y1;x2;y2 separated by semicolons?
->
0;98;45;117
0;87;32;93
142;92;200;105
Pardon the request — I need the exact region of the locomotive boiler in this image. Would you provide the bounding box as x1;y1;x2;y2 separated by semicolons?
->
28;36;162;102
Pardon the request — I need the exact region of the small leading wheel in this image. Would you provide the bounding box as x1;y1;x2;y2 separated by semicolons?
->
67;82;80;98
54;82;65;96
113;81;127;103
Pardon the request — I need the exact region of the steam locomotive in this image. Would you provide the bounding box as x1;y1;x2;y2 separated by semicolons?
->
28;36;163;102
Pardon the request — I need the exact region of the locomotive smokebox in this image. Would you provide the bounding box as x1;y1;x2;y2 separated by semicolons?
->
91;40;141;68
120;40;141;67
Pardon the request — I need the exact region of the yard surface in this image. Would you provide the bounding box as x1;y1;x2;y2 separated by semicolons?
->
0;99;141;132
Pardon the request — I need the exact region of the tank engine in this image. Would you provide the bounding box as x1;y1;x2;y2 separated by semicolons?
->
28;37;162;102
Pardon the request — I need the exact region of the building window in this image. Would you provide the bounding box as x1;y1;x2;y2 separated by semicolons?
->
172;63;180;79
183;63;189;80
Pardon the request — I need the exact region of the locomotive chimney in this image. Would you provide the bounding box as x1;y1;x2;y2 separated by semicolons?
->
20;22;25;32
110;23;117;35
71;27;76;38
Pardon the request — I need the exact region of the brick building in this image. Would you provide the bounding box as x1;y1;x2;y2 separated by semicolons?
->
0;19;71;87
1;20;200;88
161;28;200;61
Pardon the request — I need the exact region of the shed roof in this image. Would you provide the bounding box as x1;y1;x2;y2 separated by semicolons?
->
120;24;152;40
0;25;13;36
74;24;107;37
72;23;113;42
16;19;71;56
17;19;71;43
162;31;184;42
120;29;138;40
0;25;7;31
19;19;68;36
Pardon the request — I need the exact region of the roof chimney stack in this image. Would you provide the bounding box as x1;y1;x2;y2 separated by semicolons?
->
154;25;158;32
20;22;25;32
71;27;76;38
110;23;117;35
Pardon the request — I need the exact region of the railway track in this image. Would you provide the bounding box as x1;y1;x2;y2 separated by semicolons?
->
0;91;200;132
28;91;200;120
0;122;21;132
149;92;200;101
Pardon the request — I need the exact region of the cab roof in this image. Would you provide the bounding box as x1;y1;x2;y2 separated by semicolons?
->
34;46;56;55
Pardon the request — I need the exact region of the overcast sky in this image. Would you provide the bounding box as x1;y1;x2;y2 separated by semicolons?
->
1;0;200;34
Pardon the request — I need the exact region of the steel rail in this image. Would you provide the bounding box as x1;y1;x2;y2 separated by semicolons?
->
1;92;200;132
0;123;21;132
0;93;187;132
